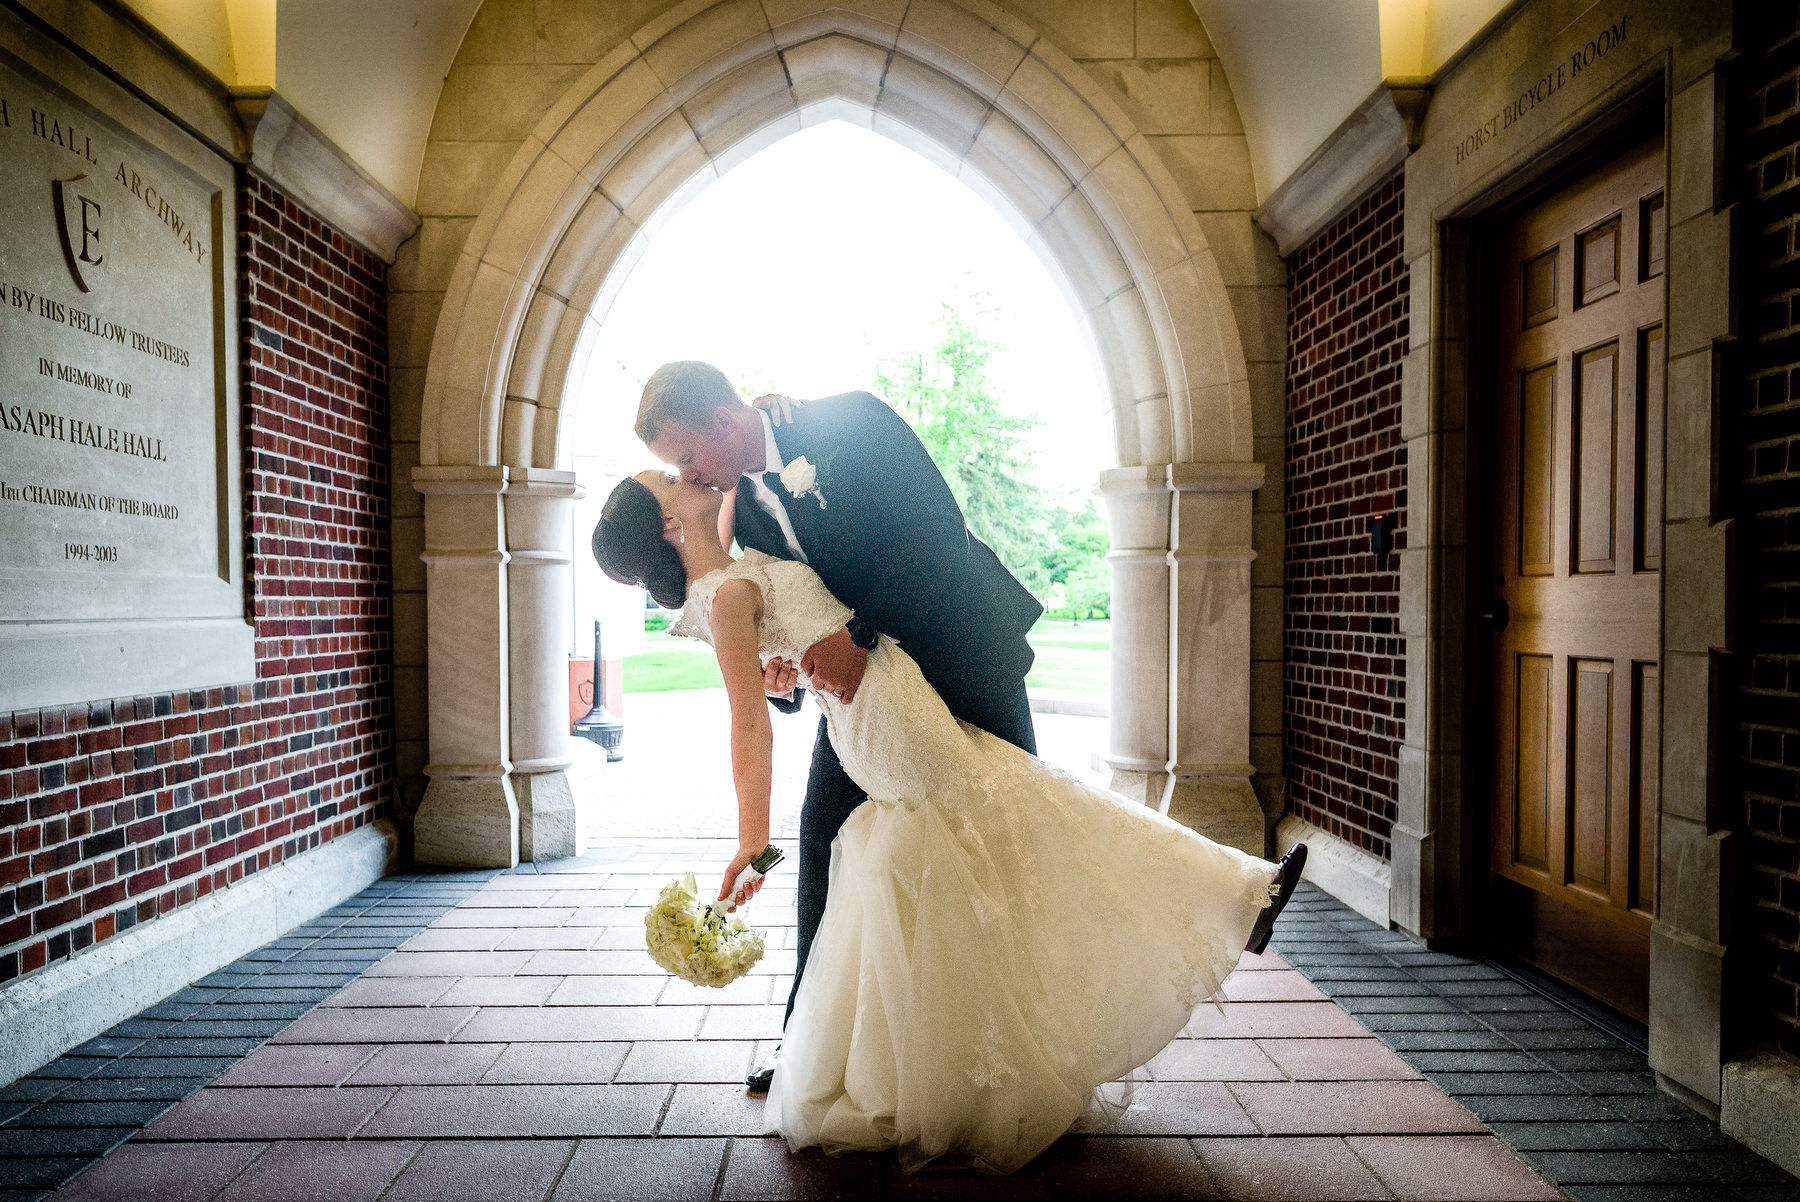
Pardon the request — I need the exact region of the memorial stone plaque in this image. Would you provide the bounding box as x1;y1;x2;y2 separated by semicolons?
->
0;34;247;710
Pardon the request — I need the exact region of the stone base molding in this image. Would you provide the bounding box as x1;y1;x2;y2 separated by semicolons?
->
1165;771;1265;857
0;821;396;1084
515;771;579;863
1276;814;1392;929
1722;1051;1800;1179
413;772;520;869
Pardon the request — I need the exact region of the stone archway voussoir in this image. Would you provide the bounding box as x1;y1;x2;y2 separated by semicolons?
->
592;110;708;227
875;53;992;161
1083;145;1193;282
765;2;907;52
505;287;570;407
1033;189;1132;312
1097;285;1167;408
540;194;634;307
538;57;673;189
682;53;794;154
996;52;1124;184
781;33;891;109
475;144;596;286
961;113;1076;229
634;2;779;102
893;0;1034;103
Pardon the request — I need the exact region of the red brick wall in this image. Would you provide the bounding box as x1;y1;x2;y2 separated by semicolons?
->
1734;2;1800;1060
0;170;392;985
1283;171;1409;860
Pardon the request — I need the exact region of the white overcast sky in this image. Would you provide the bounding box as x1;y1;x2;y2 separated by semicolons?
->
573;119;1111;500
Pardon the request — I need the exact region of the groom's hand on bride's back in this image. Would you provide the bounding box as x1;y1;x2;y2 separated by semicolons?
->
750;393;804;426
802;627;868;704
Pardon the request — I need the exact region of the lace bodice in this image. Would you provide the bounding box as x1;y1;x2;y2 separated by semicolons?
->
672;549;854;665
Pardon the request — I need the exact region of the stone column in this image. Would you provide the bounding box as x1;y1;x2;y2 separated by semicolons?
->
1392;233;1472;941
506;468;583;861
1098;467;1172;806
1650;59;1738;1109
412;466;518;868
1164;462;1267;854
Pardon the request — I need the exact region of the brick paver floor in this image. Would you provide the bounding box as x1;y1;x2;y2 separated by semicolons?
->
1267;887;1799;1202
22;836;1574;1202
5;700;1789;1199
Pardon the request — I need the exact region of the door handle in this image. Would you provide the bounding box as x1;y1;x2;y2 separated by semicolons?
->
1478;597;1511;632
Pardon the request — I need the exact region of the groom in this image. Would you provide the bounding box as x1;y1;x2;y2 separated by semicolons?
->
636;361;1043;1093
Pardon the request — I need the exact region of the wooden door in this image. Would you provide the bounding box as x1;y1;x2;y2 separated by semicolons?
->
1487;134;1665;1024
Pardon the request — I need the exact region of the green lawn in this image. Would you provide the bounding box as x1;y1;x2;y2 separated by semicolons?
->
1024;618;1110;695
624;627;723;693
623;617;1110;695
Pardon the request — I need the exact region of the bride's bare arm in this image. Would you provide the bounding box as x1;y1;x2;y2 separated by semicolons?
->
710;577;772;909
723;484;801;701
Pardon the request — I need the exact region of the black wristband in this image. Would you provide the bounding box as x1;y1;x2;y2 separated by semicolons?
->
846;616;879;650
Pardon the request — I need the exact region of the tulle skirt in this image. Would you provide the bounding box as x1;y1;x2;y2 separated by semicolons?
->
764;718;1278;1174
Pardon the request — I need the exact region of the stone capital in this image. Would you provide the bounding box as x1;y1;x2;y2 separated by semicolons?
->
1167;461;1265;494
413;465;511;496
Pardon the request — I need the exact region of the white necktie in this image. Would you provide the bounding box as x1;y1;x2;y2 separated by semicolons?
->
749;411;807;562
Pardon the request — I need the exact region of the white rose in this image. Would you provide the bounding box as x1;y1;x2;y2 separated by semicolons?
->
780;456;817;496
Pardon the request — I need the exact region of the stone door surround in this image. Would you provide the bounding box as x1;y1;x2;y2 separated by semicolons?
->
1388;0;1738;1112
408;0;1276;869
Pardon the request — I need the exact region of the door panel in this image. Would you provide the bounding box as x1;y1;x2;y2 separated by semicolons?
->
1574;343;1618;574
1488;133;1665;1024
1568;658;1613;896
1520;365;1558;576
1515;653;1553;872
1637;325;1664;571
1632;662;1659;917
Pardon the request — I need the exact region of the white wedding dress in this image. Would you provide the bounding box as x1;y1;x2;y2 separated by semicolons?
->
675;550;1280;1174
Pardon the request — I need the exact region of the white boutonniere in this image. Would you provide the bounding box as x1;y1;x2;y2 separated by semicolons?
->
780;455;829;508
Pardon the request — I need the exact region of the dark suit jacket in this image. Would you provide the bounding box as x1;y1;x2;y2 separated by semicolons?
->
732;391;1041;705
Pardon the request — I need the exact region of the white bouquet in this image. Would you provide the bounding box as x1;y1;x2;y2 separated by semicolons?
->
644;871;767;987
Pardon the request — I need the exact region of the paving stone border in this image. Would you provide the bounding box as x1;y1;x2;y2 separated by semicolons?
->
0;871;495;1199
7;867;1800;1201
1271;885;1800;1202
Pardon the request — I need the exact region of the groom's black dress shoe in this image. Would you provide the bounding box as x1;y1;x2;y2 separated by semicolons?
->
747;1044;779;1095
1244;844;1307;957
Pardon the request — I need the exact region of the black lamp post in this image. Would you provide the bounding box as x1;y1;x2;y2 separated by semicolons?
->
572;620;624;761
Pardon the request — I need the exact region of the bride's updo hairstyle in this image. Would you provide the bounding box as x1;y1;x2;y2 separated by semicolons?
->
593;476;688;610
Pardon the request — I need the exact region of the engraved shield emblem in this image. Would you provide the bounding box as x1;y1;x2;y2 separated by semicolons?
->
53;173;107;293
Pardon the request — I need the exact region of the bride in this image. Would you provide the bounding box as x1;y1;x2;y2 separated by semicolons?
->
594;467;1306;1175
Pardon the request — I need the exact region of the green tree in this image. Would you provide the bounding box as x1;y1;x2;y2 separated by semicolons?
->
1060;557;1111;622
1041;500;1110;621
876;305;1050;598
735;372;781;404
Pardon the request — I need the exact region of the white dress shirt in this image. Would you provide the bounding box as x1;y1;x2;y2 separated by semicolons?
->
744;408;807;562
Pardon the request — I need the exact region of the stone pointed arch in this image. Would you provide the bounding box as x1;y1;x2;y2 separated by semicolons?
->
409;0;1272;868
420;0;1253;471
